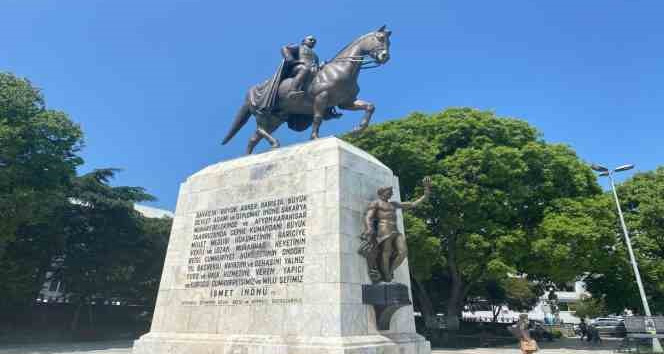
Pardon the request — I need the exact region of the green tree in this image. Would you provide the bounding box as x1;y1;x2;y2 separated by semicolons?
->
0;72;83;254
128;215;172;305
534;195;617;283
539;167;664;314
0;212;67;312
58;169;159;330
344;108;601;329
482;279;508;322
0;72;83;314
0;73;172;329
405;212;441;330
504;278;539;313
574;296;608;320
472;277;538;322
584;167;664;314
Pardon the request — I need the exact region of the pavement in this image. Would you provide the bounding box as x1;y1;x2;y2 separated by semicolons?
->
0;341;133;354
0;337;621;354
432;337;621;353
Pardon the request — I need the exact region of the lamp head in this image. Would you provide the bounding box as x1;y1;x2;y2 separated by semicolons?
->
615;164;635;172
591;164;609;172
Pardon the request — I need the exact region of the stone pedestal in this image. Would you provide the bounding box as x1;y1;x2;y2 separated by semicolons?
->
133;137;430;354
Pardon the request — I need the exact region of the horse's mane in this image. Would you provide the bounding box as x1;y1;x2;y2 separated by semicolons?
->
332;32;374;59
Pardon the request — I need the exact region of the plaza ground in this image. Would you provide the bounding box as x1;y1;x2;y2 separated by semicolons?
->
0;337;621;354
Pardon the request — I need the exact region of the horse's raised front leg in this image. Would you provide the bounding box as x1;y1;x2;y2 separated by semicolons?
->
257;126;280;150
339;99;375;132
311;91;329;140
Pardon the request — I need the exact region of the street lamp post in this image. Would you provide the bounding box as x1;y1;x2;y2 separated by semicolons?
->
592;163;662;353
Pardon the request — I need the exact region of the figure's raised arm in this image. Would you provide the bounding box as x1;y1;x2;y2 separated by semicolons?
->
397;176;431;210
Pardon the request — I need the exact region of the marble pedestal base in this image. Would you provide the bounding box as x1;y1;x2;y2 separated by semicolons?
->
134;332;429;354
132;138;430;354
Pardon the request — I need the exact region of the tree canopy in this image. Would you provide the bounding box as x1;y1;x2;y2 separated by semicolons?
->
0;73;171;325
59;169;155;306
344;108;603;328
0;72;83;254
536;166;664;315
574;297;608;320
580;167;664;314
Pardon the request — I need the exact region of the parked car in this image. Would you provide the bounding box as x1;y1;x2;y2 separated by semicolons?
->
590;317;626;337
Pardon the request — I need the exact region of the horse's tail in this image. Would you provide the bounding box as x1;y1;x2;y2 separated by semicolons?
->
222;101;252;145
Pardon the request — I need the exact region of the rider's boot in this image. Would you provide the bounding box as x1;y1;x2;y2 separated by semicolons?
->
288;70;307;99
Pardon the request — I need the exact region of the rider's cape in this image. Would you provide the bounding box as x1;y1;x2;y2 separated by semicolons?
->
250;46;299;113
249;59;285;116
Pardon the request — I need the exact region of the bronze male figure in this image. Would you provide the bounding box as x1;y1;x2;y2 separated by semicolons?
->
281;35;319;99
359;177;431;283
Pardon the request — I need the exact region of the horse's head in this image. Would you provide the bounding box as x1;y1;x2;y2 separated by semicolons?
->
360;25;391;65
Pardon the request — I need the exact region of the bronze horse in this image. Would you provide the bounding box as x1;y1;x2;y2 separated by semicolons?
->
222;26;392;154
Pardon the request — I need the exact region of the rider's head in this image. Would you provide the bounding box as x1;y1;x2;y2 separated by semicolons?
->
302;35;316;48
377;186;393;200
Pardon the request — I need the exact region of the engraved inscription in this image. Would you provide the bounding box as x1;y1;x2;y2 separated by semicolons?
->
183;195;308;306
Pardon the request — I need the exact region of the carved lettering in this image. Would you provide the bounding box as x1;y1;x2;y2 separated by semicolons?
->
183;195;308;306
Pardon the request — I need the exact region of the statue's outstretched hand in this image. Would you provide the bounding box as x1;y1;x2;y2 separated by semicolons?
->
422;176;432;195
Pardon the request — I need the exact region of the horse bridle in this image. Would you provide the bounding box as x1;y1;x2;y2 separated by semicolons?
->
332;48;386;70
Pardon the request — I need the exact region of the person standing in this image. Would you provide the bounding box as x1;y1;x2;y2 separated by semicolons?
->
511;314;539;353
579;318;588;341
588;324;602;344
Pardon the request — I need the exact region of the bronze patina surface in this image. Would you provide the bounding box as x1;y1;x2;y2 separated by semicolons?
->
222;26;392;154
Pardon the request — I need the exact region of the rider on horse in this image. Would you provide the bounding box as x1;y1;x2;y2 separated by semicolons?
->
222;26;391;154
280;35;341;117
282;35;319;99
253;35;341;118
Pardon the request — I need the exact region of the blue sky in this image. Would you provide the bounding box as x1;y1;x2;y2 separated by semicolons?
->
2;1;662;210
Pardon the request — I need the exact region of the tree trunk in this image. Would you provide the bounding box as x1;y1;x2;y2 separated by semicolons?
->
446;280;463;330
412;277;440;343
492;304;502;323
412;277;435;326
445;233;464;331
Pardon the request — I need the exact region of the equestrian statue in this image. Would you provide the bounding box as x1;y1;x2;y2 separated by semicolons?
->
222;26;392;154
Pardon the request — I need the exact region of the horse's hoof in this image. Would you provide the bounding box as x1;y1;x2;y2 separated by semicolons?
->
310;135;319;140
270;145;280;150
